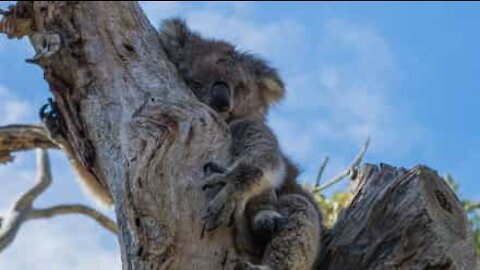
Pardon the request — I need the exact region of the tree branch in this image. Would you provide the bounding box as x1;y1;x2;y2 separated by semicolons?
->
465;202;480;213
0;149;50;251
0;124;58;164
314;137;370;193
0;149;118;252
29;204;118;234
314;156;329;188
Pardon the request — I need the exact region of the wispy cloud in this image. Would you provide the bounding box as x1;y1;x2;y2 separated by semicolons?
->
140;1;305;62
0;86;32;124
271;18;427;173
0;219;120;270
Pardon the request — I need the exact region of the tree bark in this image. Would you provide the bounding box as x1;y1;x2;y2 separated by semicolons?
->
6;1;235;269
319;164;477;270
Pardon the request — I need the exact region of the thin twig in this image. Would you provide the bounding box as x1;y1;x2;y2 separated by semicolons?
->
29;204;118;234
314;156;329;188
314;137;371;193
465;202;480;213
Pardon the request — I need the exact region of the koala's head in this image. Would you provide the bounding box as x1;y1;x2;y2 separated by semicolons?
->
159;18;284;121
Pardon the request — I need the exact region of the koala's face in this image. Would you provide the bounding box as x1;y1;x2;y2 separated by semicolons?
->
183;42;250;119
160;19;285;121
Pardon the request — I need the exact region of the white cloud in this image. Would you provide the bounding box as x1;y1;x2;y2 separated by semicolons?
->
0;153;37;210
139;1;305;62
0;218;120;270
0;86;33;124
271;18;427;171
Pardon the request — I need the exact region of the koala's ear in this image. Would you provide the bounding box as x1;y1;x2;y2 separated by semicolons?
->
159;18;194;62
241;53;285;103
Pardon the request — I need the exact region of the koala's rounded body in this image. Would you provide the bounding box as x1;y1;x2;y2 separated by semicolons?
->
160;18;322;270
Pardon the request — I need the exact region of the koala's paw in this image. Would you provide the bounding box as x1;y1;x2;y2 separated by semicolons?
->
252;210;287;238
203;162;227;175
234;259;270;270
201;175;237;231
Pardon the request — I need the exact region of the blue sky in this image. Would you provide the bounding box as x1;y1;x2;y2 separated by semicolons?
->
0;2;479;269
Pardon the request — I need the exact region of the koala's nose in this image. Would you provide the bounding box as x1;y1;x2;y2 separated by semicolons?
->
210;81;231;112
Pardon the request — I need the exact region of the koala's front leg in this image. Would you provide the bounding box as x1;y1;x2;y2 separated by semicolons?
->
234;260;271;270
202;163;263;231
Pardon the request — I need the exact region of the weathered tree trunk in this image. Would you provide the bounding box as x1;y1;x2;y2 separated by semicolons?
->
10;1;235;269
319;164;477;270
1;1;477;270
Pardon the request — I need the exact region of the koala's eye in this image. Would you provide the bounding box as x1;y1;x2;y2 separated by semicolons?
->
187;79;204;90
236;82;246;91
217;58;233;66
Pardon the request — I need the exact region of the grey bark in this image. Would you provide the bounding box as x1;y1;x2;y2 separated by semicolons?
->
319;164;477;270
11;1;235;269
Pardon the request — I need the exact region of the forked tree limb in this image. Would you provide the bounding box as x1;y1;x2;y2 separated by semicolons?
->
0;149;51;251
0;149;118;252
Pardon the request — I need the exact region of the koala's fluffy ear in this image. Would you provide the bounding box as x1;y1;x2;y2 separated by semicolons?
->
241;53;285;104
159;18;194;63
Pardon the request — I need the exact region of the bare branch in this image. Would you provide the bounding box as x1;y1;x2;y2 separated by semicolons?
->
465;202;480;212
314;137;370;193
0;2;35;39
0;149;117;251
314;156;330;188
0;149;50;251
29;204;118;234
0;124;58;164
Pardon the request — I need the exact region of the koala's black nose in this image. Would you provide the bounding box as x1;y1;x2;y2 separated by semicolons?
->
210;81;231;112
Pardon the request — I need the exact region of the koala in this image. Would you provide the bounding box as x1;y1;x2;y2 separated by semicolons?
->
160;18;322;270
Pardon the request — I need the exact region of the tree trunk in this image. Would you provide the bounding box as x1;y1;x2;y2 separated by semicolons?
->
319;164;477;270
2;2;476;270
11;1;235;269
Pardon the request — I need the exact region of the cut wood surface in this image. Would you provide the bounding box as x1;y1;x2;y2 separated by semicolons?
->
319;164;477;270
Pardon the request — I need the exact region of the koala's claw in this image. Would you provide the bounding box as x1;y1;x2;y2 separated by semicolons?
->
201;173;227;191
203;162;227;175
234;260;269;270
202;184;237;231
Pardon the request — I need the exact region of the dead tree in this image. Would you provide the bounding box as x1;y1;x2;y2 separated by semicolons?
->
0;1;476;269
